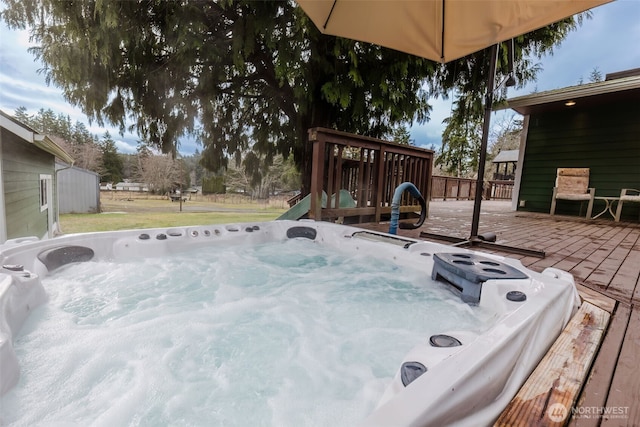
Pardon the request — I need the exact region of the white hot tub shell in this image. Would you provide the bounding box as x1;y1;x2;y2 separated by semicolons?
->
0;220;579;426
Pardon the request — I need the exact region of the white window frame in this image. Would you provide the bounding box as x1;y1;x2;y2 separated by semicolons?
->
40;174;51;212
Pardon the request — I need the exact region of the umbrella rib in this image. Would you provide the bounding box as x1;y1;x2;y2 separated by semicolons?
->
323;0;339;29
440;0;445;60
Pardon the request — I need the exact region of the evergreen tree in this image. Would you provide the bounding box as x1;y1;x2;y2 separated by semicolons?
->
100;132;124;183
2;1;586;193
391;126;412;145
432;14;590;170
14;106;30;125
11;106;103;171
589;67;603;82
437;100;483;178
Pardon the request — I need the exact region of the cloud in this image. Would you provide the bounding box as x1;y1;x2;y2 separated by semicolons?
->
115;139;138;154
409;97;452;149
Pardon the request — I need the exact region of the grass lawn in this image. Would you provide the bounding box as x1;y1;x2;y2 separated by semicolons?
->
60;211;286;234
60;192;289;234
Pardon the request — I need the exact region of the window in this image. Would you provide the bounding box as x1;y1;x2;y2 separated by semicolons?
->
39;174;51;212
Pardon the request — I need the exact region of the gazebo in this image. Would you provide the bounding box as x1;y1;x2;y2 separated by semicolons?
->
492;149;519;181
485;149;519;200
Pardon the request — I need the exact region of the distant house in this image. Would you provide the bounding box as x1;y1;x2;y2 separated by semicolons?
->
56;161;100;214
115;182;149;192
0;110;75;244
502;69;640;220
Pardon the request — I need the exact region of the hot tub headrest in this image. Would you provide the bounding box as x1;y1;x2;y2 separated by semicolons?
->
37;245;95;272
432;253;528;304
286;226;317;240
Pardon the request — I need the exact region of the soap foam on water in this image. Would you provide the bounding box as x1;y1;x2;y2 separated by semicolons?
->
1;239;494;426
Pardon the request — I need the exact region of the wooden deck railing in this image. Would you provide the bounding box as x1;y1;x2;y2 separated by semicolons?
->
308;128;433;223
430;177;514;201
430;176;477;200
486;180;514;200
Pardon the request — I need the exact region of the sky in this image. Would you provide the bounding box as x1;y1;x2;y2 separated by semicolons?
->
1;0;639;156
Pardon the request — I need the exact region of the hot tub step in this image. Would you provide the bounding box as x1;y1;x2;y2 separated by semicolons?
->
431;253;528;304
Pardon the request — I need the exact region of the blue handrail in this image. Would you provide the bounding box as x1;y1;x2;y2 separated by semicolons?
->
389;182;427;235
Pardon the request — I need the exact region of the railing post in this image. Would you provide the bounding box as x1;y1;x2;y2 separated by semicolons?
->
309;129;325;220
443;178;448;201
375;146;385;222
334;146;344;210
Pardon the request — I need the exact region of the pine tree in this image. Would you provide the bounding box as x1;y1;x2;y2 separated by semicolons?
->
2;0;587;193
100;132;124;184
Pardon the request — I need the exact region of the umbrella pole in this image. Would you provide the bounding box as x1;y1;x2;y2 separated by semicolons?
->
421;43;545;258
470;43;498;238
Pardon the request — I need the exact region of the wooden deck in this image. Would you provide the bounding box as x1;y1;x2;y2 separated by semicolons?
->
359;200;640;426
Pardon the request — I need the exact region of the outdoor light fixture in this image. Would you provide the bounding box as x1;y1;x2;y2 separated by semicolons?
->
565;100;577;106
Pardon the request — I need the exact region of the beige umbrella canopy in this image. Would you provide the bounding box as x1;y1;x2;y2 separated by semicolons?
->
297;0;612;243
297;0;612;63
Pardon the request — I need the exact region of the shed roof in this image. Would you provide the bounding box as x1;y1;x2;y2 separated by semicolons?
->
55;160;100;177
0;110;75;164
499;74;640;116
492;149;519;163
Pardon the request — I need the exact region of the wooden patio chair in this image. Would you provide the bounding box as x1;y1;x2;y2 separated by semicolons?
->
614;188;640;222
549;168;595;218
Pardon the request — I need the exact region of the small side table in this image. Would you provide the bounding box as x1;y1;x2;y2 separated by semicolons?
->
592;196;620;220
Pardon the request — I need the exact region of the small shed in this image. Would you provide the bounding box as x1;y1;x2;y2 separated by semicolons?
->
492;149;519;180
0;110;74;244
56;161;100;213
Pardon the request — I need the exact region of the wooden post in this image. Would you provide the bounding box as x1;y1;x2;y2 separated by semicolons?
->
375;148;386;222
309;129;325;220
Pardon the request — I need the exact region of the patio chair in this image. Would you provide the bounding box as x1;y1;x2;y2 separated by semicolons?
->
549;168;595;219
614;188;640;222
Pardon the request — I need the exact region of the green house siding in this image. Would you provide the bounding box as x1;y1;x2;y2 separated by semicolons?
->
2;129;56;240
518;99;640;220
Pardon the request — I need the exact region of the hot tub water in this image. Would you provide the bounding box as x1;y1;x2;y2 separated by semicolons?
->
1;238;494;426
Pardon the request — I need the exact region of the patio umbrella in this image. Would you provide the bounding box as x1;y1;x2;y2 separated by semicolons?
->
296;0;611;63
296;0;612;242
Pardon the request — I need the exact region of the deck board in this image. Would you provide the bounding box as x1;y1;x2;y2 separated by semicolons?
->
494;302;610;427
569;304;631;427
576;284;616;314
607;248;640;304
601;306;640;426
571;228;632;284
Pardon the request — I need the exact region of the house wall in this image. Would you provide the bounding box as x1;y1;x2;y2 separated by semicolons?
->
517;98;640;220
1;128;56;240
57;164;100;213
0;141;5;242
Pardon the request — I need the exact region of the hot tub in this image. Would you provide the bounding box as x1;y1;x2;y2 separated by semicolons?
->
0;220;578;426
